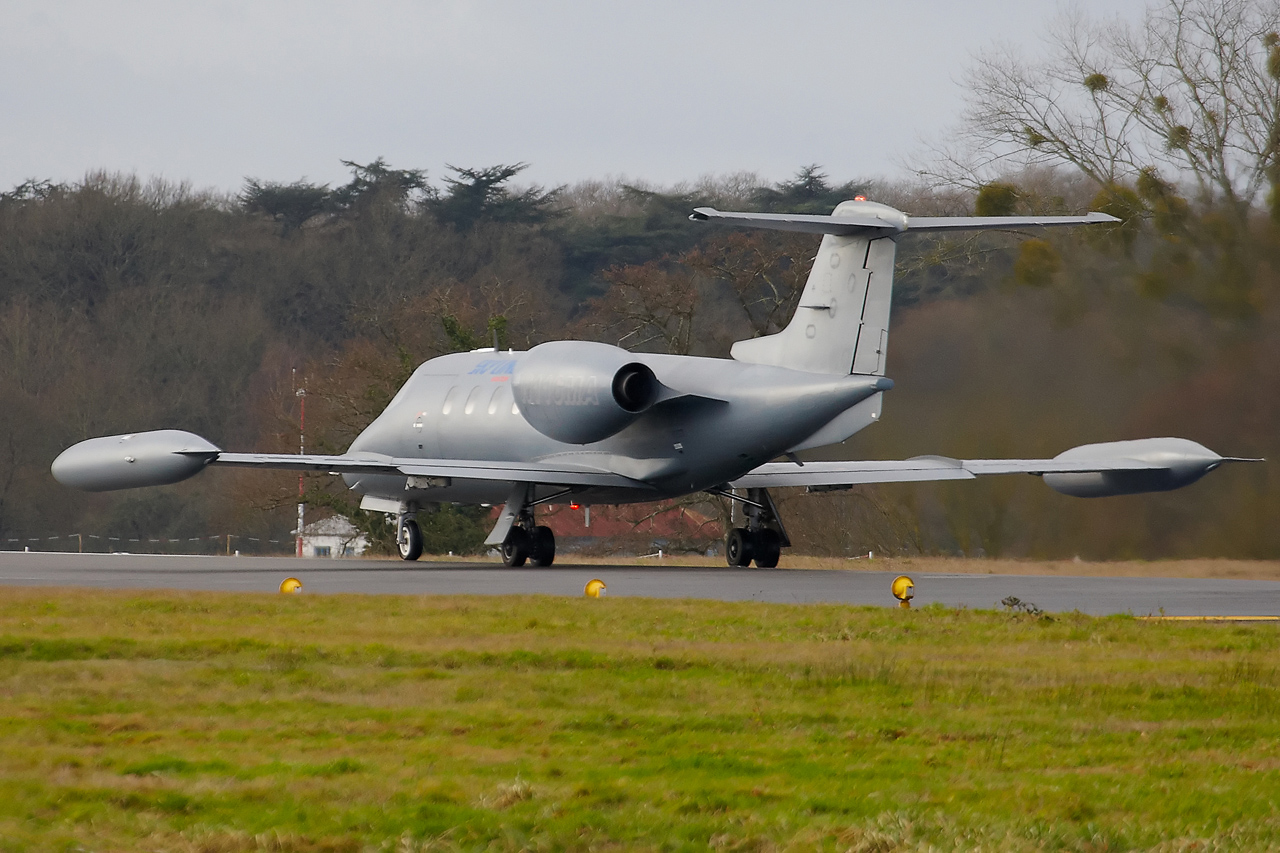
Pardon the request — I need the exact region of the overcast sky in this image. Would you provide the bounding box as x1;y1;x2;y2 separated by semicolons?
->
1;1;1151;195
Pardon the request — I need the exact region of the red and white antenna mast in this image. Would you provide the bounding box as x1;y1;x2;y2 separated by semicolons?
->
294;372;306;558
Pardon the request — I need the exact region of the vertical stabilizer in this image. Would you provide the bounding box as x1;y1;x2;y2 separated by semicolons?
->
690;200;1120;448
690;201;1118;378
726;200;901;376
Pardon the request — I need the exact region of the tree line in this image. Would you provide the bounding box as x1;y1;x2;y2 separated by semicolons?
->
1;0;1277;558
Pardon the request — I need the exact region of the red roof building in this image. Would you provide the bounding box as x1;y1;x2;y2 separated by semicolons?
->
492;501;724;553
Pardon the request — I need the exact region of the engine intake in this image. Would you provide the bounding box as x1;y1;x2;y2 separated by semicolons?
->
513;341;665;444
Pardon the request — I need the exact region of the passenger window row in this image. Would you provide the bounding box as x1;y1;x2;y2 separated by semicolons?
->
440;384;519;417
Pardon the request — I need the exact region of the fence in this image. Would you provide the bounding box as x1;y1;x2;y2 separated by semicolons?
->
2;533;295;555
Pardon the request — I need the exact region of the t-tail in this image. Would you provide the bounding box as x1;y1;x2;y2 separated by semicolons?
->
690;200;1118;447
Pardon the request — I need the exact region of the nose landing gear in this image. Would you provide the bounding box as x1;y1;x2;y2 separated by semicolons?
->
397;514;423;561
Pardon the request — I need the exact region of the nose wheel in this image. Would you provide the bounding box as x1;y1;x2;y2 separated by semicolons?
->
397;516;423;561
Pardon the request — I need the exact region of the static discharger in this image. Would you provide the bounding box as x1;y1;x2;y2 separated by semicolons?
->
584;578;606;598
891;575;914;609
279;577;302;594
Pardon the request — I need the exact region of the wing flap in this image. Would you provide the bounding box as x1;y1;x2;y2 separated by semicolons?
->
731;458;975;488
397;460;639;488
211;452;390;474
211;452;641;488
730;455;1165;489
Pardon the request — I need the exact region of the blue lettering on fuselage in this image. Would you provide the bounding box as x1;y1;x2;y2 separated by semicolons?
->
468;359;517;376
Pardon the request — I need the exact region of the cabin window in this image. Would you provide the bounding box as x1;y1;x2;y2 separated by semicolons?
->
488;385;510;415
313;546;331;558
464;386;483;415
441;386;459;415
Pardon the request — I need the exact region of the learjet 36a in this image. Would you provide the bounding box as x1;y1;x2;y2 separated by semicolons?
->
52;200;1260;566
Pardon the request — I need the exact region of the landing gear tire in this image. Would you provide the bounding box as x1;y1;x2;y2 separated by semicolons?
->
726;528;754;567
529;525;556;567
502;527;531;567
753;529;782;569
397;518;423;561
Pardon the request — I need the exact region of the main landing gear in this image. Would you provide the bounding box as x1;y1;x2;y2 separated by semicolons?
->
487;483;559;567
500;522;556;568
720;487;790;568
726;527;782;568
394;502;556;566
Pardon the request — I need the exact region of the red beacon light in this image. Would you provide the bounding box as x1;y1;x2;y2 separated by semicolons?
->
854;194;867;201
570;501;580;510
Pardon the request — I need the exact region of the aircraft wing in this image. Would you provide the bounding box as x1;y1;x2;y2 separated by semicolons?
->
211;452;640;488
729;455;1169;489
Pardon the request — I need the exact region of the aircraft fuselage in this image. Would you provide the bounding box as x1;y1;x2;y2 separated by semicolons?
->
341;348;887;508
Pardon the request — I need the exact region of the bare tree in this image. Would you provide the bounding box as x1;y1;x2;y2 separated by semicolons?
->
583;260;701;355
683;231;813;338
929;0;1280;220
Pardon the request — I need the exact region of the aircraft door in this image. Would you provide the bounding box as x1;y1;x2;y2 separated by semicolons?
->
409;379;451;457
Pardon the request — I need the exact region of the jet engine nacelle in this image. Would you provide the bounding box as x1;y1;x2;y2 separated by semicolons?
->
51;430;219;492
1043;437;1226;498
512;341;663;444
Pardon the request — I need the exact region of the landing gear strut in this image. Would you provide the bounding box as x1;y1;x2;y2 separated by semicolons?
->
719;487;789;568
489;483;558;567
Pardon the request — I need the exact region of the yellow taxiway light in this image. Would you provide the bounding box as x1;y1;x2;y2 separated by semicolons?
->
584;578;607;598
891;575;914;609
279;577;303;594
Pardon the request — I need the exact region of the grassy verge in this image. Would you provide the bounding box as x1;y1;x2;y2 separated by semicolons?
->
0;588;1277;851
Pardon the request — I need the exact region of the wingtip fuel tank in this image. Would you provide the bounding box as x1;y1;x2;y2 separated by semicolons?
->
1043;437;1230;498
51;430;220;492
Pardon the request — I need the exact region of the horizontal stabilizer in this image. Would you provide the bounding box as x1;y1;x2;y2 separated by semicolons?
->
907;212;1120;231
691;207;1119;236
690;207;905;236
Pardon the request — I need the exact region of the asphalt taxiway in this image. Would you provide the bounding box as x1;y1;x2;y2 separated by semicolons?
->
1;551;1277;617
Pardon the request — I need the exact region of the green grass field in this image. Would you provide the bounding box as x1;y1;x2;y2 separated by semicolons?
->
0;588;1277;852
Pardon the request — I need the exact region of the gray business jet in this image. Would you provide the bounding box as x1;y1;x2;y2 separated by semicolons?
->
51;200;1259;566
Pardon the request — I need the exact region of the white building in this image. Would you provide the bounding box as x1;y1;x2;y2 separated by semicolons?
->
300;516;368;558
